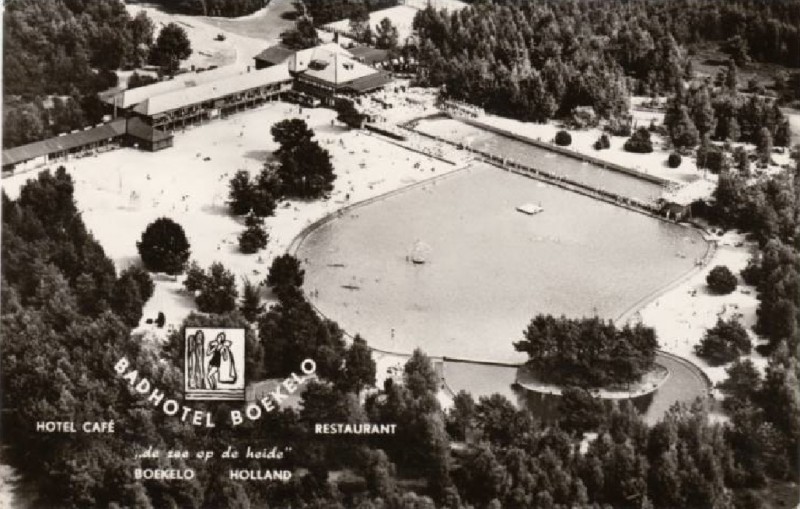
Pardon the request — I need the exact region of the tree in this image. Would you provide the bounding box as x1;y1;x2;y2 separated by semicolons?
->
668;153;682;168
514;315;658;387
756;127;772;165
271;118;315;156
110;272;144;327
724;59;739;92
363;449;398;498
281;17;320;50
151;22;192;73
349;3;372;43
723;35;750;66
717;359;762;413
706;265;738;295
690;86;716;136
695;318;752;365
119;265;154;302
404;349;439;398
266;254;305;295
624;127;654;153
195;262;238;314
238;214;268;254
446;391;476;441
338;335;376;393
375;17;399;50
239;278;263;322
559;387;606;433
278;139;336;199
258;286;345;379
670;106;700;150
733;147;750;176
3;103;45;148
137;217;191;275
184;260;206;293
554;130;572;146
228;170;254;215
129;11;155;67
335;98;367;128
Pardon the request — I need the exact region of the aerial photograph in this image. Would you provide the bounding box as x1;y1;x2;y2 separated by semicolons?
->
1;0;799;507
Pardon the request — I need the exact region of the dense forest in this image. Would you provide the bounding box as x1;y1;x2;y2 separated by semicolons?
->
412;0;800;123
2;0;196;148
301;0;400;26
129;0;268;17
2;0;156;147
3;167;799;508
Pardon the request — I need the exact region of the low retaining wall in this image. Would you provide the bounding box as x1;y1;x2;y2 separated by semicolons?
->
364;123;407;141
458;116;671;186
401;121;666;219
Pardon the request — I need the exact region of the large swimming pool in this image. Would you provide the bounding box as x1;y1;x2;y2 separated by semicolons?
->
296;163;707;364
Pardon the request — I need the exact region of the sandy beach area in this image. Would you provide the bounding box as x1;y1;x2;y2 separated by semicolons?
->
636;231;767;389
1;101;467;341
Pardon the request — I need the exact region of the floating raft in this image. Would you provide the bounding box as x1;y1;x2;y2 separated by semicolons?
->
516;203;544;215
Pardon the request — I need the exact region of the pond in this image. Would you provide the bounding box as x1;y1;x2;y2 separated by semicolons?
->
297;163;707;365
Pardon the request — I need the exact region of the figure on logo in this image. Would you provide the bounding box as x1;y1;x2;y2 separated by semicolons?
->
206;333;237;389
186;330;206;389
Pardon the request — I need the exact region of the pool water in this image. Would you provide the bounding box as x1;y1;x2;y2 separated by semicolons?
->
297;164;706;364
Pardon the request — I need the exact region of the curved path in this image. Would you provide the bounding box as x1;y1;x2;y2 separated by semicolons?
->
642;352;710;424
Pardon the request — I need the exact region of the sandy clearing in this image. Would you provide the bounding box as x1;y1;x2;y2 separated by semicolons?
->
635;231;768;389
1;101;466;339
126;4;269;69
197;0;296;41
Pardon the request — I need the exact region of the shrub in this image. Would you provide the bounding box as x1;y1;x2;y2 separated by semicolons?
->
240;278;264;322
238;215;269;254
706;265;738;294
127;72;158;90
593;134;610;151
184;261;206;294
698;145;730;174
187;262;239;314
694;318;751;365
554;130;572;146
740;258;761;286
136;217;191;275
607;117;632;137
119;265;155;302
266;254;305;294
668;153;682;168
623;127;654;153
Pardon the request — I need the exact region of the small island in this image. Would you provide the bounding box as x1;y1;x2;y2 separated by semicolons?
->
513;314;661;392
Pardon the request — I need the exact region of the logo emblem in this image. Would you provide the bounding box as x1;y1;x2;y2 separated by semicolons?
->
185;328;245;401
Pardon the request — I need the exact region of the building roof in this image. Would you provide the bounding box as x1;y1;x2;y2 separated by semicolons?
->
339;71;393;93
104;65;250;109
132;64;293;116
348;46;390;65
2;119;127;167
288;43;353;73
296;50;383;88
126;117;172;144
254;44;296;65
